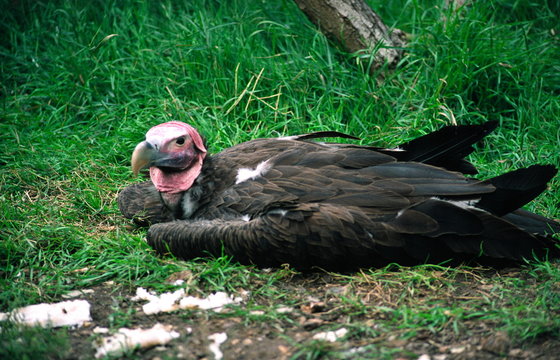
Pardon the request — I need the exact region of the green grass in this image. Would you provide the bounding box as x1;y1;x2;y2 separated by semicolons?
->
1;0;559;358
0;321;70;360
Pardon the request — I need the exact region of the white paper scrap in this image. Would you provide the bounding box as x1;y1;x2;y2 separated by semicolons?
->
94;323;180;358
0;299;91;328
208;332;227;360
62;289;95;299
312;328;348;342
179;291;242;312
132;287;186;315
132;287;242;315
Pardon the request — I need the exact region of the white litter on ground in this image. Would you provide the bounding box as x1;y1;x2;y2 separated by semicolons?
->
132;287;242;315
94;323;180;359
93;326;110;334
132;287;186;314
61;288;95;299
276;306;293;313
208;332;228;360
179;291;242;312
0;299;91;328
312;328;348;342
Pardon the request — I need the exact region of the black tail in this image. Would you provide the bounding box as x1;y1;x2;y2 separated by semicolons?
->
503;209;560;236
477;164;558;216
379;121;498;174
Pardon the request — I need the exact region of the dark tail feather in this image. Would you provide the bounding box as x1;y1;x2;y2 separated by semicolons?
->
447;211;559;261
503;209;560;236
477;165;558;216
395;198;559;265
380;121;498;174
400;209;559;264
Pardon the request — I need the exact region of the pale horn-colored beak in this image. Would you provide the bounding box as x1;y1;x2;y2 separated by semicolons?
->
131;141;156;176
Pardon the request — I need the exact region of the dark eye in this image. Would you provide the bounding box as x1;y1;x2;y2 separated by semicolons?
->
176;137;186;145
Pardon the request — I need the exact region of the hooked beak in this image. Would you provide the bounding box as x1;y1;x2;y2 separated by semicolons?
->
131;141;156;176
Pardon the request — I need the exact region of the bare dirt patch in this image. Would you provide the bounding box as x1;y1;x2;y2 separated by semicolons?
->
59;268;559;360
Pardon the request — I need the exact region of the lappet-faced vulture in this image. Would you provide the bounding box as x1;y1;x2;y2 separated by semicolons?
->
118;121;559;270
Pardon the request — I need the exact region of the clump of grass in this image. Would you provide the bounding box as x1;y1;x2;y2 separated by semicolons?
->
0;321;69;360
494;261;560;340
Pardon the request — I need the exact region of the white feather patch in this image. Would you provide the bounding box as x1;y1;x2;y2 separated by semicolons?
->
432;197;481;210
379;147;405;152
275;135;298;141
235;160;272;184
267;209;288;216
448;199;480;210
181;191;198;218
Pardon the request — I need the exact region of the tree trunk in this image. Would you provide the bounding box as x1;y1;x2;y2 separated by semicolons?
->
293;0;406;72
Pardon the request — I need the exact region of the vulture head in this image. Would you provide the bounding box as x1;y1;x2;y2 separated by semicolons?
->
131;121;207;194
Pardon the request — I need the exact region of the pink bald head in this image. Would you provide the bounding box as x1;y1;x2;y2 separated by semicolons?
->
146;121;206;154
132;121;208;194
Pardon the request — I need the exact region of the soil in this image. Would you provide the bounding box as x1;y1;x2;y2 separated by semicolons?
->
62;270;560;360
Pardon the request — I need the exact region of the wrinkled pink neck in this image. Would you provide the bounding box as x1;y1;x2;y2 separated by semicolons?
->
150;152;204;193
